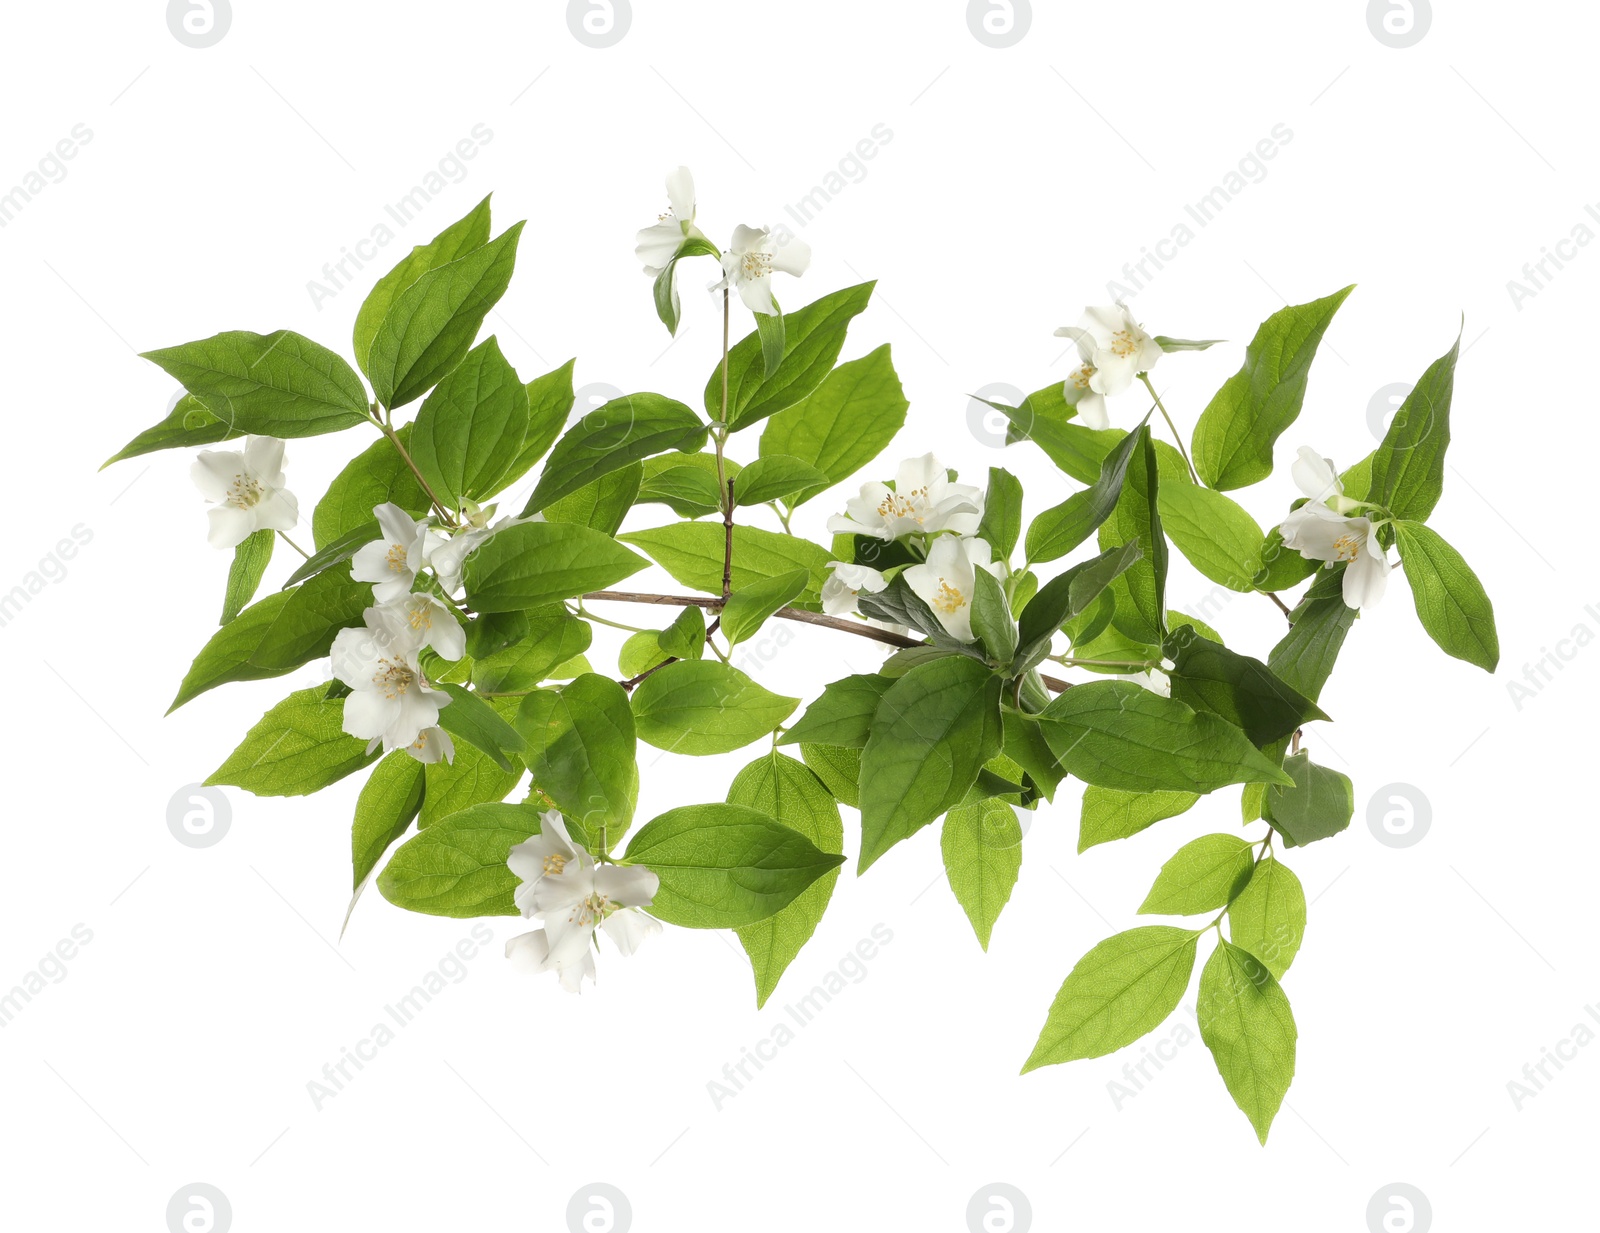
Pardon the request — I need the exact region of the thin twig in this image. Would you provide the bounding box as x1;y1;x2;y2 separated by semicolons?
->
721;478;735;602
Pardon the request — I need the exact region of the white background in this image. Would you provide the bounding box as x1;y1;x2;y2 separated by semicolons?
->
1;2;1594;1230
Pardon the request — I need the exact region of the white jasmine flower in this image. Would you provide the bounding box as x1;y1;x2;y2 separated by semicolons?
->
1062;362;1110;430
1056;304;1163;398
821;562;888;616
368;592;466;661
505;811;660;993
330;609;452;757
826;454;984;542
1129;668;1172;697
405;727;455;765
713;224;811;315
1290;446;1362;515
903;535;1005;643
1279;503;1390;610
351;503;433;604
191;436;299;550
635;166;706;275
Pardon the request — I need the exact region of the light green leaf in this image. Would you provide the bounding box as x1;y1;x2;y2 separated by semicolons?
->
354;195;493;373
542;462;643;537
1097;430;1168;644
1139;834;1256;915
207;687;377;796
1023;926;1200;1071
409;335;529;508
1395;521;1498;671
859;657;1004;872
800;742;861;808
471;607;593;695
1037;682;1294;794
421;707;523;828
1015;541;1142;674
977;466;1023;560
719;569;809;647
494;359;577;492
630;660;798;755
778;674;896;749
1268;572;1356;702
1228;856;1305;979
711;282;876;431
757;343;908;503
1154;336;1223;352
519;393;707;515
103;394;240;468
435;684;527;772
636;456;727;519
1197;941;1298;1143
311;426;428;548
462;521;648;612
367;221;525;410
1370;334;1459;522
622;802;846;928
1191;286;1354;490
730;752;845;1007
352;752;426;889
221;530;274;624
620;523;836;605
515;674;638;847
1158;482;1264;592
732;455;830;507
377;801;545;917
142;330;370;438
1078;786;1199;853
970;568;1017;664
657;605;706;661
942;798;1023;950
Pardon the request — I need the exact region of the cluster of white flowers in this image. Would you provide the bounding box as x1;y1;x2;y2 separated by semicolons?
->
505;811;660;992
1056;304;1164;431
1278;447;1392;609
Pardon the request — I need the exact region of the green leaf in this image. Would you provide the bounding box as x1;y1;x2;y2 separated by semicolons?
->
282;520;377;589
732;455;830;507
515;674;638;846
1268;580;1356;704
1078;786;1199;853
1001;711;1066;801
757;344;909;504
636;456;727;519
1191;286;1354;490
1158;482;1264;592
142;330;370;438
1139;834;1256;915
367;221;525;410
103;394;240;468
542;462;643;537
434;684;527;772
618;631;669;678
755;308;786;378
377;801;545;917
855;574;986;658
171;569;369;711
1197;942;1298;1144
1228;857;1305;979
311;426;428;549
1097;430;1168;644
462;521;647;613
976;467;1023;560
620;523;836;605
1370;333;1460;522
1263;750;1353;847
730;753;845;1007
354;195;493;373
1015;541;1143;673
658;605;706;661
1037;682;1294;794
630;660;798;756
409;336;529;509
942;798;1023;950
719;569;810;647
1154;336;1223;352
970;569;1018;664
352;752;426;889
471;607;592;694
711;282;876;431
421;706;523;827
519;393;708;515
858;657;1004;872
207;687;377;796
1164;628;1328;746
779;673;896;748
1023;926;1200;1071
621;802;846;927
800;742;861;808
221;529;274;624
1395;521;1498;671
1253;525;1319;593
1024;424;1150;564
493;360;578;492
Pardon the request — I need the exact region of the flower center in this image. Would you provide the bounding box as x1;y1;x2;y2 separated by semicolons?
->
543;853;568;876
740;250;773;280
569;891;613;927
1332;532;1362;562
1109;328;1139;358
407;604;432;632
225;473;265;510
1067;365;1096;390
372;656;416;699
932;579;966;615
386;543;410;573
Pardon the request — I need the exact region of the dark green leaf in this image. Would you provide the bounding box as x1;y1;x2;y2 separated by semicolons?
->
515;673;638;847
1024;424;1150;564
103;394;240;468
1263;750;1353;847
311;427;428;549
1015;541;1143;673
519;393;707;515
1395;521;1498;671
221;529;274;624
1164;628;1328;746
409;336;529;508
779;674;896;748
970;568;1017;664
977;466;1023;559
435;684;527;772
1370;333;1459;522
